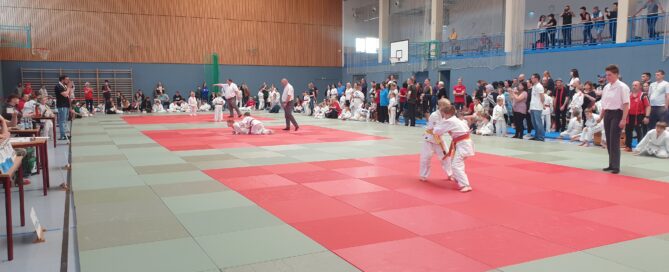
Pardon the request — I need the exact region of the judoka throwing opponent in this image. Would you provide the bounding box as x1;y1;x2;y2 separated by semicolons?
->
431;102;475;192
227;112;274;135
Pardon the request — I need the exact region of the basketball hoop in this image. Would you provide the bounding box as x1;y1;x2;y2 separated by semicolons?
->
31;48;50;60
389;57;399;65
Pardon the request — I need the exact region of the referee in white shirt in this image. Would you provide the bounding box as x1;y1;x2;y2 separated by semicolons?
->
215;79;242;118
281;78;299;131
599;65;630;174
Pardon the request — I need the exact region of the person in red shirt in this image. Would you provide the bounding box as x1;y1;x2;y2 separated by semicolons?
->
625;80;651;152
23;83;33;95
83;82;95;113
326;98;342;119
453;78;467;110
17;93;30;112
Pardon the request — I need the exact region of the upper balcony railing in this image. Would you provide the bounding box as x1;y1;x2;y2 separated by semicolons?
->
344;14;668;69
523;14;666;52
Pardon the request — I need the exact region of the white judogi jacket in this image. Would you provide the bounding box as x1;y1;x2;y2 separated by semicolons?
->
635;129;669;158
434;116;475;158
477;121;494;136
561;117;583;138
424;111;446;143
212;96;225;106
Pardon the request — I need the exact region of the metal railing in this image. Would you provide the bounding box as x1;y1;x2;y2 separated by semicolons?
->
523;14;667;51
628;14;667;42
440;33;505;58
345;14;668;70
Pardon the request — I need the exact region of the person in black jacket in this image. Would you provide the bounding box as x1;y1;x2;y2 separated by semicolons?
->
436;81;448;101
405;78;417;127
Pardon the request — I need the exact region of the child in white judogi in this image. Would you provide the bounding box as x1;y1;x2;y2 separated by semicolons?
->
153;100;166;113
569;89;584;115
188;91;198;116
228;112;274;135
302;93;311;115
577;109;600;146
258;90;265;110
212;94;225;122
433;103;474;193
559;110;583;140
353;107;371;122
339;106;353;120
542;90;553;132
635;122;669;158
339;94;347;109
388;92;398;125
351;87;365;114
492;96;507;137
476;114;494;136
420;99;452;182
314;102;327;119
199;103;211;112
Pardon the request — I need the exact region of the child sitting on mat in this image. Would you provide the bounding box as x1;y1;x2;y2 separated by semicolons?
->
634;121;669;158
227;112;273;135
475;113;494;136
559;109;583;141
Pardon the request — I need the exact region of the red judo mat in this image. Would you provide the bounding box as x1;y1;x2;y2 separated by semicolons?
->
204;153;669;271
143;125;387;151
122;114;273;125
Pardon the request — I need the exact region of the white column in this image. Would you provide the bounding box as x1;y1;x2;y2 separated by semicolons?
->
616;0;630;44
430;0;444;41
378;0;389;63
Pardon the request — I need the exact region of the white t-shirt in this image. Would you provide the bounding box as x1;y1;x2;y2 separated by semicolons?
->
282;83;294;103
530;83;545;111
601;80;631;110
649;80;669;107
569;77;580;91
217;83;239;99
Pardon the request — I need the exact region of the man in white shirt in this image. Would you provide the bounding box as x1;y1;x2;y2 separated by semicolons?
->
281;78;299;131
213;79;242;118
648;69;669;129
529;73;546;141
599;65;630;174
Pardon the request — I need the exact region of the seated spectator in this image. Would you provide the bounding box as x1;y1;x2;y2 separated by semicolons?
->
314;101;328;119
173;91;184;106
326;98;342;119
577;109;601;146
339;106;353;121
634;122;669;158
559;109;583;140
2;95;22;127
152;99;166;113
475;113;494;136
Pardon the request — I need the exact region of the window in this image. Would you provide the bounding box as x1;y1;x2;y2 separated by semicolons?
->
355;37;379;54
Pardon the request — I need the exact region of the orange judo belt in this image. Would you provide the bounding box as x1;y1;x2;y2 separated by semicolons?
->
426;129;448;160
446;133;471;158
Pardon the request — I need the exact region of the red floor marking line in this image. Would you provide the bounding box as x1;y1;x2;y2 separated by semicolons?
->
143;125;388;151
122;114;273;125
203;153;669;271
